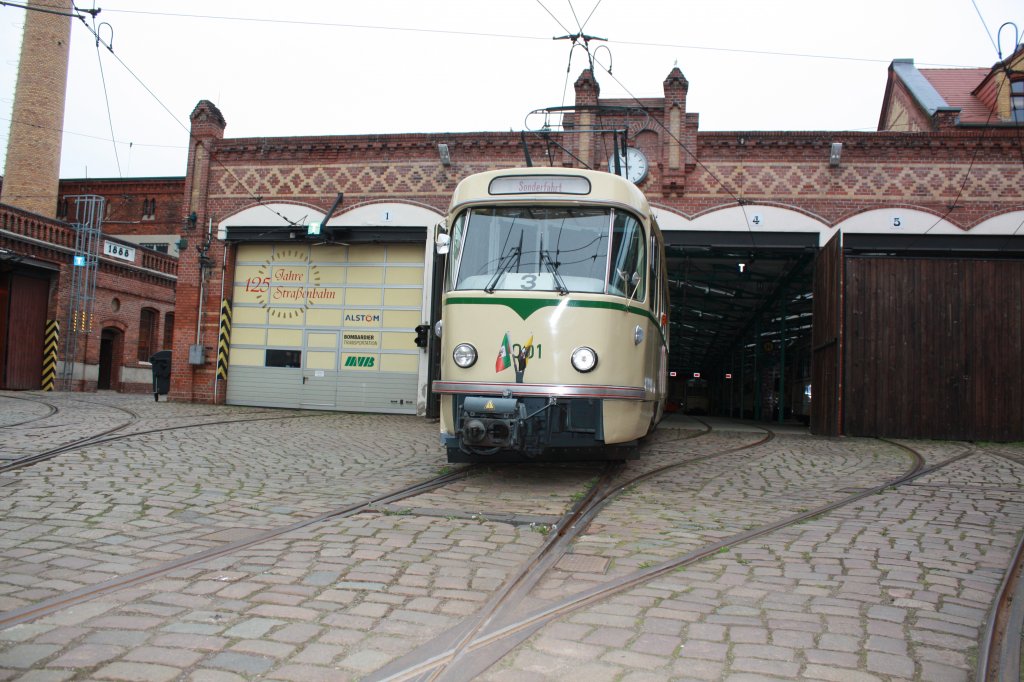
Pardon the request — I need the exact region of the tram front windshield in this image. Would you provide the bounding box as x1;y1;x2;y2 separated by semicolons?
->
450;206;645;297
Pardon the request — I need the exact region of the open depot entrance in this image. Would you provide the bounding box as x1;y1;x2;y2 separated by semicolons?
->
667;230;1024;441
664;231;819;428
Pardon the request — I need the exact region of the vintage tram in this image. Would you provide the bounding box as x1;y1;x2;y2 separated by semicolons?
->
432;167;669;462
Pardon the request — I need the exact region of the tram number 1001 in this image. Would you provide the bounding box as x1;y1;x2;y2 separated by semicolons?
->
512;343;541;359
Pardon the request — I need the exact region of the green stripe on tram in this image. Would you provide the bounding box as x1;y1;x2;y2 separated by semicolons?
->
445;296;667;346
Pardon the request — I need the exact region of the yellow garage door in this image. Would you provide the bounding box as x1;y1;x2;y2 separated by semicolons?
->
225;243;423;413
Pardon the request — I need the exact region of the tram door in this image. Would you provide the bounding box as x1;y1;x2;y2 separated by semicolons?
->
425;238;445;419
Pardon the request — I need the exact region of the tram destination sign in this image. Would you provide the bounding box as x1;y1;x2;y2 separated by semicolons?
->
103;240;136;262
489;174;591;196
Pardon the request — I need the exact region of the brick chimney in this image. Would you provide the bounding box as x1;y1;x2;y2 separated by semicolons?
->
573;69;601;169
0;0;73;217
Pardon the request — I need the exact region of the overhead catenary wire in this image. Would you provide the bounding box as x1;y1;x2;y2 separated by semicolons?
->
92;6;992;70
0;114;187;150
972;0;1000;55
994;30;1024;250
56;2;306;228
532;5;759;257
527;2;758;244
906;26;1024;250
92;17;121;178
6;0;1010;179
0;0;94;18
5;2;1019;226
538;5;746;203
589;51;753;225
578;7;1024;251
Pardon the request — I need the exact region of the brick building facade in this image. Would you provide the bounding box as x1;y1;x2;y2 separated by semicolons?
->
57;177;185;255
0;203;176;392
3;39;1021;436
163;54;1022;438
0;0;179;394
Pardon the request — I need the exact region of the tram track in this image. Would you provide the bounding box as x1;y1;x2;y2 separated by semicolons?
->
0;396;142;471
0;462;482;631
1;412;1014;681
0;401;334;474
0;393;59;428
0;420;725;634
976;449;1024;682
369;424;776;681
367;436;979;681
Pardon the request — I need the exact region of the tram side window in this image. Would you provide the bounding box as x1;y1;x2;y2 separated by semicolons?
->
265;349;302;368
608;211;646;300
444;212;468;292
650;234;664;319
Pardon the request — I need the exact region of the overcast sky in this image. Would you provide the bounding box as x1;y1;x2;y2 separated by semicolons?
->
1;0;1022;180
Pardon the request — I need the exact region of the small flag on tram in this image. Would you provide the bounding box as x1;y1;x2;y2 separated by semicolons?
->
519;335;534;369
496;333;511;372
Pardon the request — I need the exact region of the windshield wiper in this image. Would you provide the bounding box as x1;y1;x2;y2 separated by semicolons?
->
485;230;523;293
539;237;568;295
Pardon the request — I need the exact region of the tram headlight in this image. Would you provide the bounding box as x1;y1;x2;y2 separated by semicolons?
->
434;319;443;338
634;325;645;345
571;346;598;373
452;343;477;368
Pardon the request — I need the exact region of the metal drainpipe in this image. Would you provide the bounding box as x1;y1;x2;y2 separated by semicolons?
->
195;218;212;346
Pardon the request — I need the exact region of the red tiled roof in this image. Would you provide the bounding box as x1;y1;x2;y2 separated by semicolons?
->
919;68;992;123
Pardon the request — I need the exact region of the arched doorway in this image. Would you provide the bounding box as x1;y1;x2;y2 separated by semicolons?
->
97;327;123;390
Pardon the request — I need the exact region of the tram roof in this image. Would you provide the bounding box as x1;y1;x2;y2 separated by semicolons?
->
448;167;652;217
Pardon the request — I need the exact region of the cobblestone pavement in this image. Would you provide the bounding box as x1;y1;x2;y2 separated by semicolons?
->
0;392;1021;681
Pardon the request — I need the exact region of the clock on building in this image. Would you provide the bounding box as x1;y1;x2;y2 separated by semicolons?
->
607;147;649;184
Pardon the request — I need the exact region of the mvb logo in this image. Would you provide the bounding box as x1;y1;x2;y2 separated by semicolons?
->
344;356;375;367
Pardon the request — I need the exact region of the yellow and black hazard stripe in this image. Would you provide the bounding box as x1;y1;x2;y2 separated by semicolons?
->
217;300;232;380
41;320;59;391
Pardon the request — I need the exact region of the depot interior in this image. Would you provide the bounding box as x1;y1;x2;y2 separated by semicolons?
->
662;231;817;424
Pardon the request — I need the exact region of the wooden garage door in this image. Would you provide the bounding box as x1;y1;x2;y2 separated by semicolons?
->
3;272;50;389
844;257;1023;441
810;232;842;436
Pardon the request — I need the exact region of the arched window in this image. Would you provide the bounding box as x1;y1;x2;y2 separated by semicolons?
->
1011;79;1024;123
163;312;174;350
138;307;159;362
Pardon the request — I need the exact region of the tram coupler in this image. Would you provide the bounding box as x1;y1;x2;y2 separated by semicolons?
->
459;396;524;450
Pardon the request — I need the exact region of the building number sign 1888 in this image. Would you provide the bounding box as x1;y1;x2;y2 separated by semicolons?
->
103;240;136;262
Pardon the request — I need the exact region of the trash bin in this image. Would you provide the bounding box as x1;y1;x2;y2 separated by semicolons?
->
149;350;172;401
